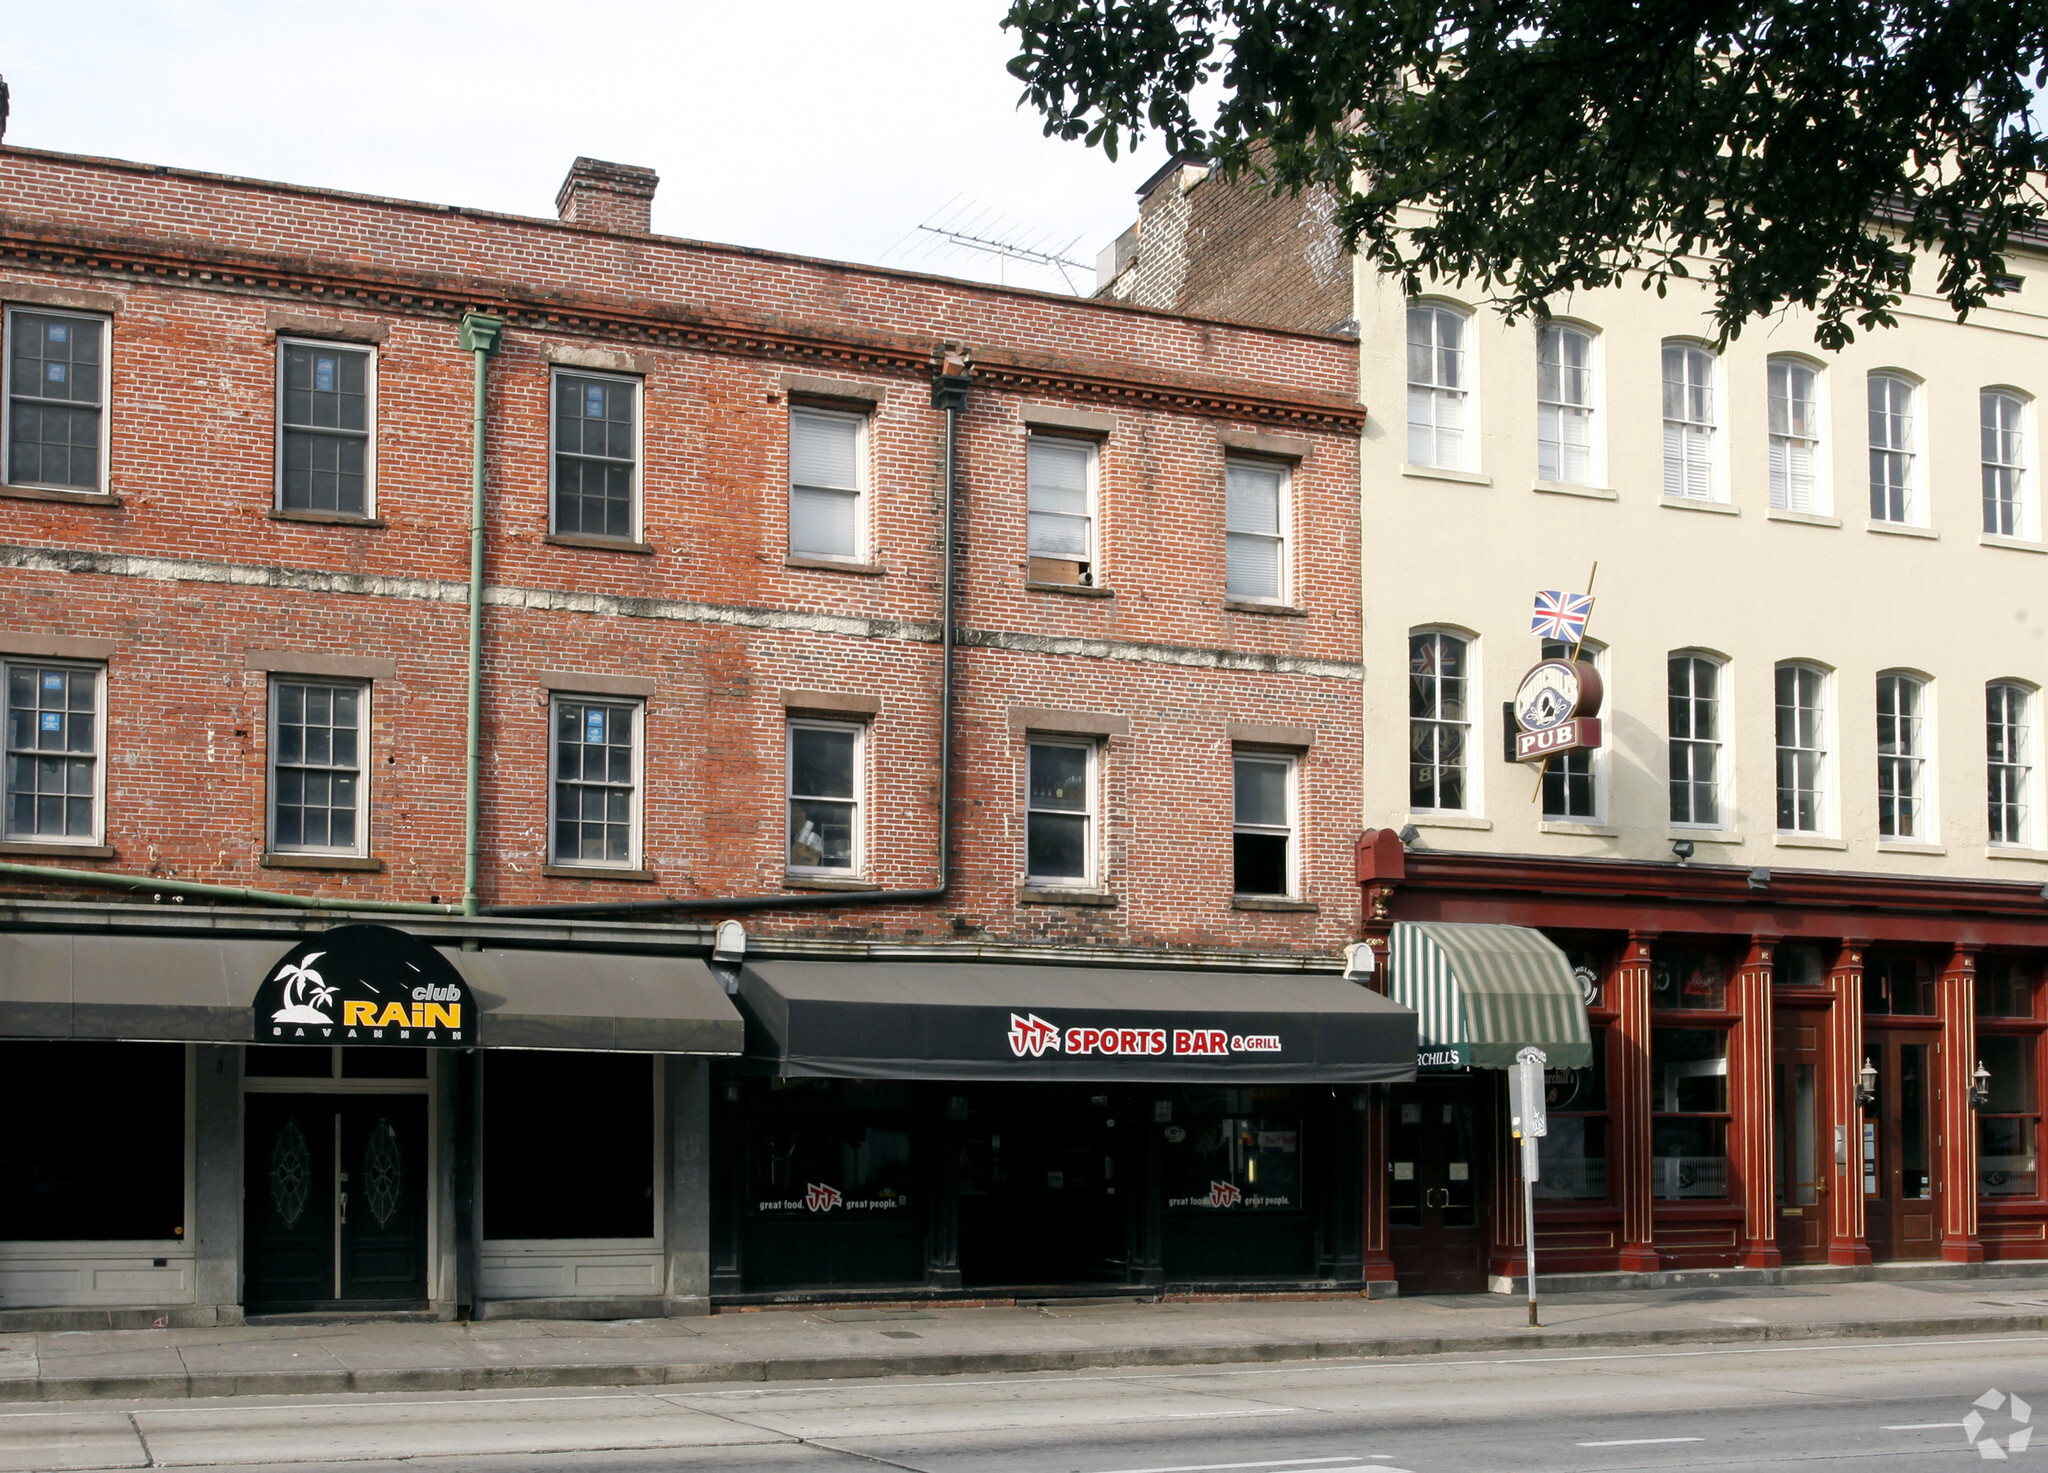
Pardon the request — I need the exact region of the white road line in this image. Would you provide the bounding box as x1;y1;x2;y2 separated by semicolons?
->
1578;1437;1705;1446
1885;1421;1967;1429
1157;1407;1302;1420
1083;1458;1367;1473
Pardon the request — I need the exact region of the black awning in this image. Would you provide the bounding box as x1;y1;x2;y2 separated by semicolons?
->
736;959;1417;1082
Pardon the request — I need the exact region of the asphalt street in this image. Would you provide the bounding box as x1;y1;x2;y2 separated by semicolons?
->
1;1331;2039;1472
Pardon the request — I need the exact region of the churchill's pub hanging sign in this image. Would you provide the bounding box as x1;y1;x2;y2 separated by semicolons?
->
252;924;475;1046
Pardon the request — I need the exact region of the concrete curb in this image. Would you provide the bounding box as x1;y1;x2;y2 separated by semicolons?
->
6;1312;2048;1404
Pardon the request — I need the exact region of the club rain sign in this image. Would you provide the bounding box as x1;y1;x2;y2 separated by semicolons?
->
253;925;475;1046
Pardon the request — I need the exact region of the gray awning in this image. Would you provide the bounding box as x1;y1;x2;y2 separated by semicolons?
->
738;959;1417;1082
0;932;742;1054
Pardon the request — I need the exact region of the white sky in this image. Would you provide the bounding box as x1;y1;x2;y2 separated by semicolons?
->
0;0;1170;295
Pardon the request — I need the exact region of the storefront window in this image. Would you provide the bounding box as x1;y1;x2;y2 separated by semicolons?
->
1774;943;1829;989
1536;1026;1608;1201
484;1052;653;1239
0;1042;185;1240
1863;952;1936;1016
1165;1087;1303;1211
1977;958;2039;1019
1979;1034;2041;1199
1651;1027;1730;1200
1652;945;1728;1011
746;1079;915;1217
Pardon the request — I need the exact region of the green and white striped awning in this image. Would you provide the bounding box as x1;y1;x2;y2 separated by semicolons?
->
1389;922;1591;1070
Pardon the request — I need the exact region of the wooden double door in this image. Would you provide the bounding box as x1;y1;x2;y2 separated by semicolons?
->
244;1095;429;1310
1386;1078;1491;1294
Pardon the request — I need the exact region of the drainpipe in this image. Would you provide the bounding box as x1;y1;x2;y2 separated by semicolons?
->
458;313;505;918
0;861;461;914
480;348;971;919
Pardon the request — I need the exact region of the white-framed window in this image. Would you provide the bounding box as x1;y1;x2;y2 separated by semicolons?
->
1768;357;1823;512
1662;342;1718;500
1026;435;1098;586
276;338;375;517
1775;662;1829;834
1988;681;2036;848
1407;303;1470;469
1868;373;1919;524
549;695;643;868
1225;456;1289;602
1539;637;1602;821
1232;751;1297;897
269;679;368;856
788;405;866;560
1409;630;1470;813
4;306;109;494
1537;323;1596;484
1668;653;1724;827
1983;389;2030;538
1876;672;1929;839
551;369;641;540
1025;738;1095;885
787;719;862;874
4;659;105;844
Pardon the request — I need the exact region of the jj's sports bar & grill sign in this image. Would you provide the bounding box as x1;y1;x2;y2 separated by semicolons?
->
1008;1013;1282;1059
252;925;475;1045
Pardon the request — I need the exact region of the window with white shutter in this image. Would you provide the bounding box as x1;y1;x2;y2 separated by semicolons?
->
1537;324;1595;484
1662;343;1718;500
1768;359;1822;512
788;407;865;560
1224;457;1288;603
1407;305;1470;469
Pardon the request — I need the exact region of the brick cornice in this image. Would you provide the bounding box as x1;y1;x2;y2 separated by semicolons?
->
0;215;1365;430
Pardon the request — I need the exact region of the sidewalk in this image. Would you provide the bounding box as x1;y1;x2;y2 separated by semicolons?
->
7;1271;2048;1403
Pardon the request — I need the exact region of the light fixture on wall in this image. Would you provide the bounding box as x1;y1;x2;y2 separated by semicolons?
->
1971;1060;1993;1110
1747;867;1771;890
1670;839;1696;862
1397;824;1421;846
1857;1059;1879;1108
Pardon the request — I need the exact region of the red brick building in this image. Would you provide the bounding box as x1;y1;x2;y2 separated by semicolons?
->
0;146;1407;1319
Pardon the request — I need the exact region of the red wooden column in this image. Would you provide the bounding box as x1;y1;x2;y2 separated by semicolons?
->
1939;948;1984;1263
1613;932;1660;1272
1826;942;1872;1265
1732;938;1781;1268
1354;861;1399;1292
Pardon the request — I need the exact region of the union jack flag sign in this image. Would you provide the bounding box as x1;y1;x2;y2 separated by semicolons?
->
1531;590;1595;643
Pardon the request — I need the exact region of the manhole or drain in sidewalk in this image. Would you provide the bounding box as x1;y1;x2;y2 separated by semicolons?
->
881;1330;923;1339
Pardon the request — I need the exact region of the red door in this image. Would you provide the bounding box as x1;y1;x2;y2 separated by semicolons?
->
1773;1007;1833;1263
1864;1029;1941;1261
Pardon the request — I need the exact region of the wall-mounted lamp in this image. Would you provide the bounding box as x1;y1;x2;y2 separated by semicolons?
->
1747;867;1771;891
1671;839;1696;863
1857;1059;1879;1108
1971;1059;1993;1110
1397;824;1421;846
711;918;747;995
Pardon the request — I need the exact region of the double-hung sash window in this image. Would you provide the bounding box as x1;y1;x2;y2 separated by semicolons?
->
1775;663;1828;833
1540;637;1599;820
1983;391;2029;537
1876;673;1929;839
1026;436;1097;585
1989;682;2034;847
4;661;102;843
788;406;864;560
278;340;372;516
1232;752;1296;897
1409;631;1469;812
1668;654;1723;827
551;696;641;867
1661;343;1717;500
1026;739;1094;884
1224;457;1288;602
1406;305;1469;469
5;309;106;492
1868;374;1918;523
1768;359;1822;512
787;720;862;874
1537;324;1595;484
552;371;639;540
270;680;366;855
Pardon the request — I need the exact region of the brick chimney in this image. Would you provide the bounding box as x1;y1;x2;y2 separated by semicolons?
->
555;157;659;235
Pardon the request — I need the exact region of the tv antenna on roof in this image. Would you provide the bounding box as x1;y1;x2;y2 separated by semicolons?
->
886;196;1094;294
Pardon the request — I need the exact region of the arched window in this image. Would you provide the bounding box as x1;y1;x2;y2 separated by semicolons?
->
1983;390;2030;538
1662;343;1718;500
1409;630;1470;812
1767;358;1822;512
1775;663;1829;834
1868;374;1919;524
1877;672;1930;839
1407;304;1470;469
1668;653;1724;826
1537;323;1596;484
1989;682;2035;847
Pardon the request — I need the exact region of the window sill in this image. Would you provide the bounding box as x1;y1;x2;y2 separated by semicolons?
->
0;483;118;506
1773;833;1847;850
1539;821;1618;837
1866;519;1937;540
1409;814;1492;831
783;874;881;891
546;532;655;555
1531;479;1618;501
1400;463;1491;487
1669;828;1743;845
0;841;115;859
1231;896;1319;913
541;864;658;881
1223;599;1307;617
261;852;383;872
269;508;386;528
1660;496;1738;516
1767;508;1841;529
1017;885;1117;907
1876;839;1946;856
785;555;886;576
1981;533;2047;555
1025;580;1116;598
1987;846;2048;863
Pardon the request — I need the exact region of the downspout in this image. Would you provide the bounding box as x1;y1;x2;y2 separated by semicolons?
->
458;313;505;917
0;861;461;914
480;348;971;919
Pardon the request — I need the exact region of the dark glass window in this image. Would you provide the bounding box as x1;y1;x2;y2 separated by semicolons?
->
1409;631;1467;811
553;373;637;538
1232;753;1293;896
1652;944;1729;1011
484;1052;653;1238
1537;1026;1609;1201
1774;943;1830;989
1164;1087;1305;1212
788;722;859;872
744;1078;916;1216
1651;1027;1730;1200
0;1042;183;1240
1863;952;1936;1016
1977;958;2038;1019
552;698;639;865
271;680;364;852
5;661;100;841
279;342;370;514
245;1044;334;1078
1026;740;1091;882
7;310;104;490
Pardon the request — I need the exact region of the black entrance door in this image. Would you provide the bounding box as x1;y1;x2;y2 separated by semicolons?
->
246;1095;428;1309
959;1086;1134;1286
1386;1079;1491;1293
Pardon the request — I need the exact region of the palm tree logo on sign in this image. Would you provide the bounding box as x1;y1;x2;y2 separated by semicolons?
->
270;953;337;1024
